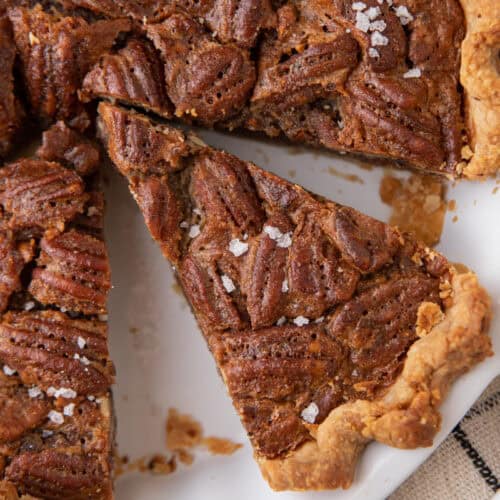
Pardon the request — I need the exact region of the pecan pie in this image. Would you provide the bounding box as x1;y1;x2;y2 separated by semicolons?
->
77;0;499;177
0;123;115;499
98;102;492;491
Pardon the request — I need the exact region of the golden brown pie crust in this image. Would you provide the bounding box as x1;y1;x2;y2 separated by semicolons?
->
258;270;492;490
459;0;500;178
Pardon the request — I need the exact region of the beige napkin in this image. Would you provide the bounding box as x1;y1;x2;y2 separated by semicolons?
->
391;376;500;499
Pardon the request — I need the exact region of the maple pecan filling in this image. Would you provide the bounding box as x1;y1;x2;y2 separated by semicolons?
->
98;103;451;459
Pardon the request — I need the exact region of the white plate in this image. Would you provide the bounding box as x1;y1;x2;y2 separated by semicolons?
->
105;130;500;500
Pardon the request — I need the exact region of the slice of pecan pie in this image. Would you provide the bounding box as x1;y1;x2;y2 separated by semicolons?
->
0;122;115;499
98;102;492;491
79;0;499;177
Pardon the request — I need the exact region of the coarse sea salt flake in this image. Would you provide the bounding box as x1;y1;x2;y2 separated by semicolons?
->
263;225;282;240
48;410;64;425
278;232;292;248
369;20;386;31
263;225;292;248
189;224;201;238
48;387;77;399
293;316;309;327
221;274;236;293
368;47;380;58
74;353;91;365
3;365;15;376
403;68;421;78
23;301;35;311
28;386;42;398
276;316;287;326
80;356;91;365
355;11;370;32
301;402;319;424
229;239;248;257
63;403;75;417
77;336;86;349
371;31;389;46
352;1;366;10
281;279;289;293
58;388;76;399
366;6;381;19
87;206;99;217
394;5;413;25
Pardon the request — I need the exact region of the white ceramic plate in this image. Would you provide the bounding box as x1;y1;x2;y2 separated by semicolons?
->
105;129;500;500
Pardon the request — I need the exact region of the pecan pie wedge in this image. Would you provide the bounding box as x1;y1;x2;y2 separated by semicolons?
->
0;122;115;499
98;102;492;491
78;0;499;177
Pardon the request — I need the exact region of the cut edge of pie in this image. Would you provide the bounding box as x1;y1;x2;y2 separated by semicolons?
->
97;101;492;491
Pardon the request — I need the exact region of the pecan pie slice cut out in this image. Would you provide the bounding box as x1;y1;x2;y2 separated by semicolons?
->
99;102;492;491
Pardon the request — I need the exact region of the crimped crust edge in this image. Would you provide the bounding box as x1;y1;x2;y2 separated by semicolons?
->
459;0;500;178
258;271;492;490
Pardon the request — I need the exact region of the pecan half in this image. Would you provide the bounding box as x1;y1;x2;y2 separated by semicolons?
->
322;205;401;273
36;122;100;177
0;160;87;232
29;229;110;315
82;38;173;119
0;375;49;444
8;6;130;121
5;450;111;499
191;151;265;235
179;254;243;331
97;102;191;176
147;13;256;124
0;311;114;395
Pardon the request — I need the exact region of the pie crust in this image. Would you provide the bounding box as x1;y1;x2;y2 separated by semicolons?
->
258;271;492;490
459;0;500;178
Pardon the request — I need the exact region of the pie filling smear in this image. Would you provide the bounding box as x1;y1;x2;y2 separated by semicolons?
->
0;0;496;496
